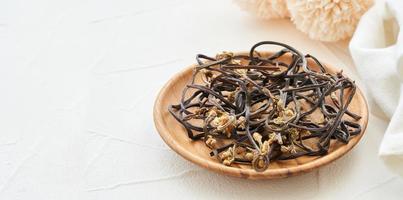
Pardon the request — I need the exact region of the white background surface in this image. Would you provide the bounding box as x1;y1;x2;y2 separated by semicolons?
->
1;0;403;199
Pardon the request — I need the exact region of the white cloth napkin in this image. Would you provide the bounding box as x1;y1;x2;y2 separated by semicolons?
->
350;0;403;176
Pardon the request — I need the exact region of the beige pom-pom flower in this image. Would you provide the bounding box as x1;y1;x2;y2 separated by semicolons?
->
287;0;374;42
234;0;289;19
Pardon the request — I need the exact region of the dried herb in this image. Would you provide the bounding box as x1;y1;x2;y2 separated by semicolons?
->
168;41;361;172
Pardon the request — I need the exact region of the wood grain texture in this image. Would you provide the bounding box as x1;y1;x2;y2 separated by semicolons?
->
153;52;369;179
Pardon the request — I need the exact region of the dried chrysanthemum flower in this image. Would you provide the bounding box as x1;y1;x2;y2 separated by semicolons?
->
286;0;374;42
216;51;234;60
273;104;295;125
232;58;250;66
221;90;237;102
252;132;273;155
252;154;269;171
288;128;311;144
281;144;297;153
220;147;235;166
234;0;289;19
244;152;255;161
260;141;270;155
268;132;283;144
205;135;217;148
288;128;299;140
235;69;248;76
237;116;246;129
211;111;237;138
253;132;263;145
230;59;242;66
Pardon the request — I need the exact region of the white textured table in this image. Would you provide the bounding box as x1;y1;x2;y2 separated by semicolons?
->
1;0;402;199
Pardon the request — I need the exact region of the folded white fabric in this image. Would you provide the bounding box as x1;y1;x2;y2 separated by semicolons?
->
350;0;403;176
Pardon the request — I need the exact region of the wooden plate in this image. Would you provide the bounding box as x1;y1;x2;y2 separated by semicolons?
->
153;52;368;179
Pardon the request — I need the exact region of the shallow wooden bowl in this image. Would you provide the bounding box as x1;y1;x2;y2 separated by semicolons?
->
153;52;368;179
